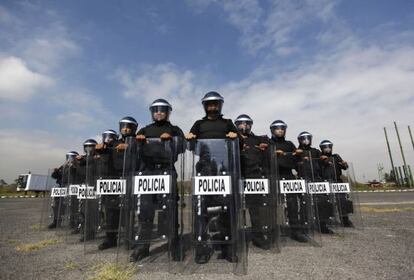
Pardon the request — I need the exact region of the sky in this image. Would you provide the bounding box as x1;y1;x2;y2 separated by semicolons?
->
0;0;413;184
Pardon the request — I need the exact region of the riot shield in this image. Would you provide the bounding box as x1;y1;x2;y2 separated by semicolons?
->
181;139;247;275
115;136;136;265
54;161;80;240
126;137;184;271
39;168;60;231
332;160;363;229
307;154;343;237
80;153;100;254
94;146;124;254
242;142;279;253
276;150;322;247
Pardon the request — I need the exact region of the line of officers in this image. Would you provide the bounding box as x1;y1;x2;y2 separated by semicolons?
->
48;91;354;266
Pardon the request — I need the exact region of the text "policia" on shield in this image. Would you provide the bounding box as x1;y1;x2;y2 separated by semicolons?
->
194;176;232;195
51;187;68;197
69;185;79;195
243;179;269;194
77;186;96;199
308;182;330;194
96;179;126;195
279;179;307;194
134;175;171;194
331;183;351;193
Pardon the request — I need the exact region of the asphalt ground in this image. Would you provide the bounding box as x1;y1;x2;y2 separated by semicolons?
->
0;193;413;280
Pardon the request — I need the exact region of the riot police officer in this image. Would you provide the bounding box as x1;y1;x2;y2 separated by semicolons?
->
186;91;239;264
319;140;353;227
64;151;81;232
268;120;309;242
95;129;121;250
297;132;334;234
78;138;98;241
235;114;270;249
112;116;138;249
130;99;184;262
48;163;64;229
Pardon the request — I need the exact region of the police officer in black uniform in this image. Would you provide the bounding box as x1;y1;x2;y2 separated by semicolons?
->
78;138;98;241
268;120;309;242
235;114;270;249
112;116;139;249
64;151;81;232
49;163;64;229
319;140;353;227
95;129;121;250
296;132;334;234
130;99;184;262
186;91;239;264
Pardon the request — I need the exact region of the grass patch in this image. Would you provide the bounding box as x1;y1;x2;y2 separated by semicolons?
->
360;206;414;213
30;223;41;230
64;262;80;270
89;263;138;280
7;239;20;245
15;238;60;252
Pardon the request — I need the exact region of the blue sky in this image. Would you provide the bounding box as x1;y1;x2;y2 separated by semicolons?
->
0;0;413;183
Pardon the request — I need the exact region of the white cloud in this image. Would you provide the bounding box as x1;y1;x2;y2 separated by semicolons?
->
188;0;340;55
115;64;207;126
0;130;73;183
0;56;53;102
19;21;80;73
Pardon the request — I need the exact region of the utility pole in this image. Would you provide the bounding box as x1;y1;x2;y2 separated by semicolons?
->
408;126;414;151
384;127;397;185
394;121;412;188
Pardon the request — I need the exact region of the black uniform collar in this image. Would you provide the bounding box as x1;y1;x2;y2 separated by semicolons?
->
202;114;224;120
153;120;170;126
299;145;312;150
271;136;285;142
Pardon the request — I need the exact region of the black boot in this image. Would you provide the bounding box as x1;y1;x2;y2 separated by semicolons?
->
252;234;271;250
130;245;150;262
47;221;57;229
342;216;354;228
320;222;334;234
219;244;238;263
290;230;309;243
195;244;213;264
98;237;117;250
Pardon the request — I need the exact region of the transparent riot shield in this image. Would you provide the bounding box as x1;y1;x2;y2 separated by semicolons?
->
276;150;322;247
242;142;279;253
307;154;343;237
331;160;363;229
80;153;100;254
116;136;137;262
126;137;184;272
94;146;124;255
181;139;247;275
54;162;78;239
64;164;82;244
39;168;60;231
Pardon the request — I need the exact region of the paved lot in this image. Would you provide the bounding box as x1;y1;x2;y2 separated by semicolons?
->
0;193;413;280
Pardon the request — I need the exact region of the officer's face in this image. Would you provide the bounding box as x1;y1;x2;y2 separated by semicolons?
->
206;102;219;112
237;122;251;133
103;135;115;145
300;137;311;146
273;128;286;138
153;111;167;121
84;146;95;155
322;147;332;154
121;127;132;136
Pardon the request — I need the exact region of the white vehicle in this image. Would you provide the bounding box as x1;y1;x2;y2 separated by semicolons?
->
16;173;57;192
